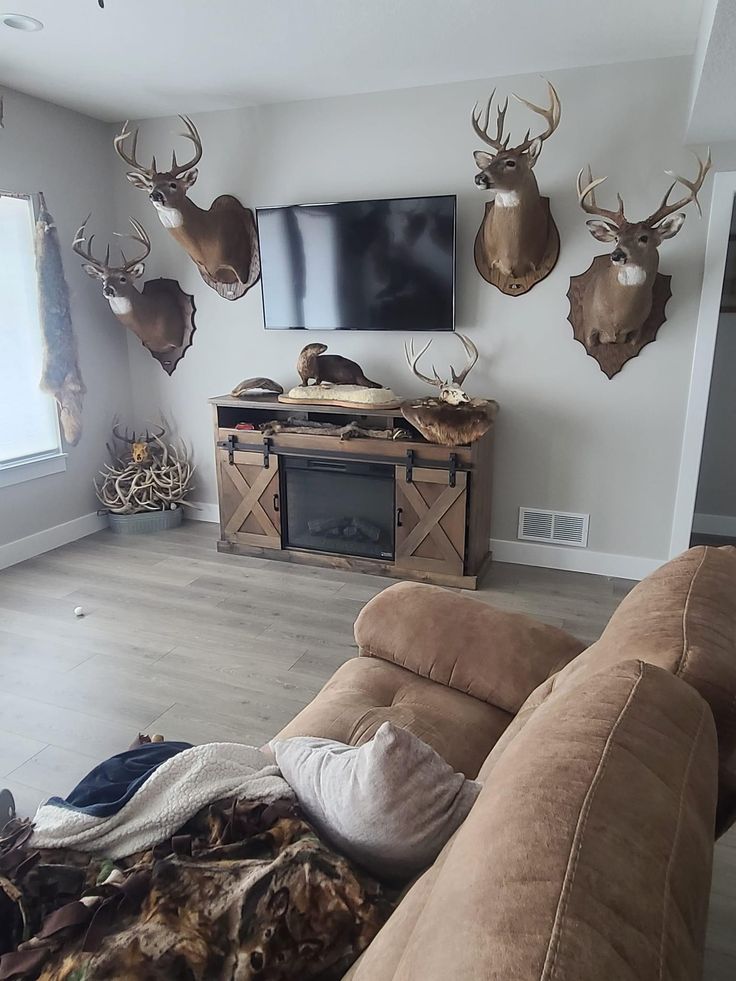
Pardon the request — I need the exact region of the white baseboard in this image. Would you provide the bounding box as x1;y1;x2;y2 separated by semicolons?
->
186;501;219;523
0;511;108;572
490;538;663;581
692;512;736;537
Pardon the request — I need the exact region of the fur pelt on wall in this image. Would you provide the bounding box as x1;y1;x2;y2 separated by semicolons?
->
35;193;85;445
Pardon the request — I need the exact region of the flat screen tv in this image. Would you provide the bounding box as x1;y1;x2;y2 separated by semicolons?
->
256;194;455;331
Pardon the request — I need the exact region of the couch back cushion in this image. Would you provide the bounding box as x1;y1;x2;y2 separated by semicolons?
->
344;661;717;981
481;546;736;830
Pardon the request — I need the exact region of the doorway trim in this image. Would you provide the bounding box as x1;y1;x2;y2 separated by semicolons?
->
670;170;736;556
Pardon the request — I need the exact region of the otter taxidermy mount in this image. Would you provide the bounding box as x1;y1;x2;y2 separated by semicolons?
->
296;344;382;388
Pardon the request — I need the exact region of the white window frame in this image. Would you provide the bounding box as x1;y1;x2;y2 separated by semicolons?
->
0;189;66;488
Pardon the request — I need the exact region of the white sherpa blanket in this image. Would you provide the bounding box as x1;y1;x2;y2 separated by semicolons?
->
31;743;293;859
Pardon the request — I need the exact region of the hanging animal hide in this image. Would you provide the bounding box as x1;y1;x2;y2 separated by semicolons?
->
35;194;86;445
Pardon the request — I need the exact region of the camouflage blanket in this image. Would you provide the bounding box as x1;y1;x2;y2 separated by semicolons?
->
0;798;396;980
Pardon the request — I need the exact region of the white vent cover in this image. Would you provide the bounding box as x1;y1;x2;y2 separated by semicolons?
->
518;508;589;548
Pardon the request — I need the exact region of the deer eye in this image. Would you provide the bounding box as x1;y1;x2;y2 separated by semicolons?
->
169;182;177;189
119;276;127;283
505;159;516;168
638;234;648;244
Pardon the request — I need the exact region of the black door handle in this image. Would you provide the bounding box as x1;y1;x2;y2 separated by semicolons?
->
273;493;280;512
396;507;403;528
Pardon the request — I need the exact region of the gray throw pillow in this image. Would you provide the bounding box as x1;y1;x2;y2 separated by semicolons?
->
271;722;481;880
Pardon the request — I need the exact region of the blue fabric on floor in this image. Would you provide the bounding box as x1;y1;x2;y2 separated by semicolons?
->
46;741;193;817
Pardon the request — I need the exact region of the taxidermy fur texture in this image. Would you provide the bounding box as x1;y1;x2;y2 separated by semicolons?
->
35;194;85;445
297;343;382;388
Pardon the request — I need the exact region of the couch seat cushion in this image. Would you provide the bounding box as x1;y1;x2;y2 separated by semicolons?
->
274;656;512;779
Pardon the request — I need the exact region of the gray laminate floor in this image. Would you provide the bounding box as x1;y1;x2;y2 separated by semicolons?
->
0;521;732;977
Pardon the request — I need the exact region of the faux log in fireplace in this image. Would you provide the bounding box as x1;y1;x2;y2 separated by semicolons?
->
210;395;495;589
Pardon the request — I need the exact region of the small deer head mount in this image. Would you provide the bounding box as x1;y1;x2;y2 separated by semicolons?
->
114;116;260;301
73;215;196;375
471;80;561;294
567;152;711;378
404;333;479;405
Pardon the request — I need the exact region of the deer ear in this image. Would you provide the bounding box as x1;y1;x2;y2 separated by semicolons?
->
82;263;105;280
655;213;686;241
128;262;145;280
586;220;618;243
526;138;543;168
125;172;151;190
473;151;494;170
181;168;198;188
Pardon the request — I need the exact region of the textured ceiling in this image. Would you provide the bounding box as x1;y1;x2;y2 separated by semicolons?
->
0;0;704;121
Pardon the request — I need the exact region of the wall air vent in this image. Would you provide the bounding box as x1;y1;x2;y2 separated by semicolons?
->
518;508;589;548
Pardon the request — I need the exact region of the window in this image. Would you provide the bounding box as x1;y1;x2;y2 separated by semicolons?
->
0;191;64;487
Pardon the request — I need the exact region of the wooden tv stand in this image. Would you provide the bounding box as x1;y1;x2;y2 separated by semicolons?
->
210;395;494;589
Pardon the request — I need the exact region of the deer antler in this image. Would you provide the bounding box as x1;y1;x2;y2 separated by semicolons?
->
513;80;561;153
471;89;510;152
169;115;203;176
472;80;560;156
72;213;111;271
577;165;627;227
404;339;445;389
644;150;712;226
114;115;203;179
114;218;151;271
114;122;156;178
449;334;479;387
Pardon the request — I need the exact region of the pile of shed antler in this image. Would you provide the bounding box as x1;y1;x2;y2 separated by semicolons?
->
95;426;195;514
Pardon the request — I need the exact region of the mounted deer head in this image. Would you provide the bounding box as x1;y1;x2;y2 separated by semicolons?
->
471;80;561;294
569;152;711;371
73;215;196;374
114;116;260;301
404;333;479;405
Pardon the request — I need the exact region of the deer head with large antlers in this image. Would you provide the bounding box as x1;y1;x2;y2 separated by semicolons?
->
73;215;196;375
568;152;711;377
114;116;260;301
471;80;561;294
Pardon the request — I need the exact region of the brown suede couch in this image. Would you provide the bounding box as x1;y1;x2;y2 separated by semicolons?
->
276;545;736;980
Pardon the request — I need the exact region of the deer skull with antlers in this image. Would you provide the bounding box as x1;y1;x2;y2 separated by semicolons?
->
73;215;196;375
114;116;260;301
404;333;479;405
401;334;497;446
568;152;711;373
471;80;561;294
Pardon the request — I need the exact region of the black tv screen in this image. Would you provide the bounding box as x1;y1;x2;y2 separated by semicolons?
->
256;195;455;331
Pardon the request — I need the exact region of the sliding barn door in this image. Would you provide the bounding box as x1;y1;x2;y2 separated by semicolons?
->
395;466;467;577
216;449;281;549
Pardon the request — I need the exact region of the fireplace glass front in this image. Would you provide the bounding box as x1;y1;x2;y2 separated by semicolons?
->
282;457;395;560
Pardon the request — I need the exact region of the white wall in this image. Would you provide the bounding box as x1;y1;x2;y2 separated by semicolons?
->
110;56;715;571
0;88;133;549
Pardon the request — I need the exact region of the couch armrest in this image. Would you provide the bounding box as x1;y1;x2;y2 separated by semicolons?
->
353;581;585;714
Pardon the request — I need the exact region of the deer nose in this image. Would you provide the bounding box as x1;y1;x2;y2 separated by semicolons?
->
611;249;627;264
475;173;492;189
150;189;165;204
103;284;116;297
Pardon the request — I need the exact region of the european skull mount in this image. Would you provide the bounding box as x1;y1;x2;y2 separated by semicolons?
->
114;116;260;301
73;215;196;375
472;79;561;295
568;151;711;379
402;334;498;446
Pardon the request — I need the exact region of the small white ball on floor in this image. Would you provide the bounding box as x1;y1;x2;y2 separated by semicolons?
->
73;606;84;618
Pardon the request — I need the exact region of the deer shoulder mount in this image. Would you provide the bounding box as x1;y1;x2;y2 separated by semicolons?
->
114;116;260;301
73;215;196;375
471;80;561;295
401;333;498;446
567;152;711;379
